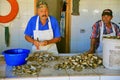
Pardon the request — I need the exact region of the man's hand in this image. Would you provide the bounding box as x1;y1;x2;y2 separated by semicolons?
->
33;40;41;50
40;40;48;46
34;40;48;49
86;50;94;54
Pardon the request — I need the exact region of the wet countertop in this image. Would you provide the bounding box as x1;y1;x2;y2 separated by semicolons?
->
0;54;120;80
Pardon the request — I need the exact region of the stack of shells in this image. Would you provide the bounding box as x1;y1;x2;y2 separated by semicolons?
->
13;52;59;75
13;52;102;75
54;53;102;71
103;36;120;39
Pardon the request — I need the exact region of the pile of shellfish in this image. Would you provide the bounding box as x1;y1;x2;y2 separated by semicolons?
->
103;36;120;39
13;51;59;75
13;52;103;75
54;53;102;72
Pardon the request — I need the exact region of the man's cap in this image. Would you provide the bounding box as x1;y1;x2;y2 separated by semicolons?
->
102;9;113;16
36;0;48;8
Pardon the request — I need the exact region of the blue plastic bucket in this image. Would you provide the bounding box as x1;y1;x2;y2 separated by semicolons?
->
2;48;30;66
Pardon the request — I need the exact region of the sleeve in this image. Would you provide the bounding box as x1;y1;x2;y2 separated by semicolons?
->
114;23;120;36
24;18;34;37
52;18;61;38
90;22;100;39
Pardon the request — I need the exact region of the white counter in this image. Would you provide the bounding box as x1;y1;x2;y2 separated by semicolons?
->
0;54;120;80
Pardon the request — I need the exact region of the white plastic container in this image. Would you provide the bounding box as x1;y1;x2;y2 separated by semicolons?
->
103;38;120;70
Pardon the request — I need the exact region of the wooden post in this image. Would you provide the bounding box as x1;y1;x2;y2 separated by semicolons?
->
34;0;37;15
65;0;71;53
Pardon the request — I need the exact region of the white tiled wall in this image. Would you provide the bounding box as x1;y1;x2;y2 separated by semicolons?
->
37;77;70;80
0;0;34;54
70;76;99;80
101;76;120;80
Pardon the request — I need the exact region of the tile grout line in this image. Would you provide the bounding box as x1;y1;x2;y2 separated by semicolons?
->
92;68;101;80
65;69;70;80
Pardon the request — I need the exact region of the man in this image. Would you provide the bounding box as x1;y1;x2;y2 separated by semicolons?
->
24;0;61;54
88;9;120;54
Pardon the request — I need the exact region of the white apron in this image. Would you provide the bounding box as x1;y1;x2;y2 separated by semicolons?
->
96;21;116;53
32;16;58;54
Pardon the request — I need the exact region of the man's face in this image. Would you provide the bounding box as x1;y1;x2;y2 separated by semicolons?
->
37;5;49;20
102;15;112;24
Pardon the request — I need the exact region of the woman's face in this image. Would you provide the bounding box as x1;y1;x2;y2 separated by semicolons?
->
37;5;49;20
102;15;113;24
